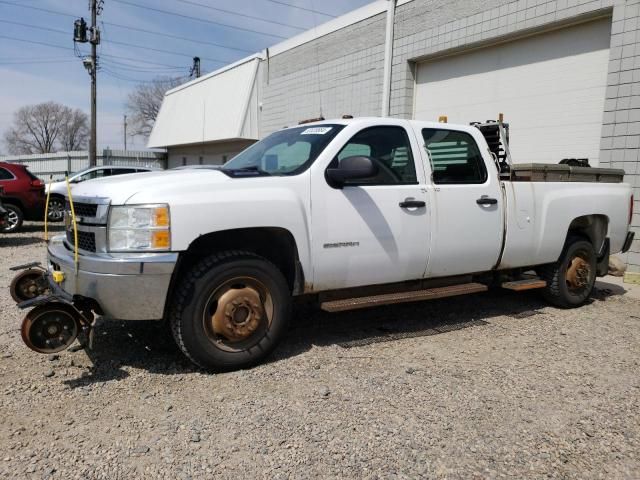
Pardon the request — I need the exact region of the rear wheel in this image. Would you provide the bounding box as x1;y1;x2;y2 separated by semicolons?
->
1;204;23;233
169;251;291;371
538;237;596;308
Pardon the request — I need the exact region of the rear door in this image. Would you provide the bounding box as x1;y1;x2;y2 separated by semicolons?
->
419;126;504;277
0;166;16;195
311;123;431;290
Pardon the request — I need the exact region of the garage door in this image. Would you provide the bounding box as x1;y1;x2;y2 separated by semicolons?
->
414;19;611;165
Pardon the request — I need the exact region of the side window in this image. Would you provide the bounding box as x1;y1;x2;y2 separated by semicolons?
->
0;168;14;180
334;126;417;186
422;129;487;185
111;168;134;176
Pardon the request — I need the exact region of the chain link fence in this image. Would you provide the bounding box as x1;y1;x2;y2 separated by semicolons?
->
0;149;167;180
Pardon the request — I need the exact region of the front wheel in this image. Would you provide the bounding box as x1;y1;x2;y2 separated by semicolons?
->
169;251;291;371
47;196;65;222
538;237;596;308
1;204;23;233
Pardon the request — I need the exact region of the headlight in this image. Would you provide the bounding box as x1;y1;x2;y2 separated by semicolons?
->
108;204;171;252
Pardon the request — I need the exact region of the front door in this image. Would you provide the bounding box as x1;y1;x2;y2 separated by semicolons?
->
419;126;504;277
311;124;430;291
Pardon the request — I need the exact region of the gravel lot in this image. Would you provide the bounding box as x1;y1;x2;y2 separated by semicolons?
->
1;223;639;479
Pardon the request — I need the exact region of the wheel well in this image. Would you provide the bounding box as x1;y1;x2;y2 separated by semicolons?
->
176;227;301;293
566;215;608;253
1;197;24;211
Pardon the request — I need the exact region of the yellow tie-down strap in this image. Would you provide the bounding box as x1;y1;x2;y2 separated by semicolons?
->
65;176;79;274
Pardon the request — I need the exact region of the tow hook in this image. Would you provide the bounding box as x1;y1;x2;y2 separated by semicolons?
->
11;264;95;355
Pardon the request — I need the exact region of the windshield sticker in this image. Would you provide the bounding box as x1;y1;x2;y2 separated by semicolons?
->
301;127;333;135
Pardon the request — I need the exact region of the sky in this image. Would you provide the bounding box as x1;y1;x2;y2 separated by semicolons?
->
0;0;372;152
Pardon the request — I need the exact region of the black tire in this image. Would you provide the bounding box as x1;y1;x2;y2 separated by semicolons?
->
47;196;65;222
538;237;596;308
1;204;23;233
169;251;291;371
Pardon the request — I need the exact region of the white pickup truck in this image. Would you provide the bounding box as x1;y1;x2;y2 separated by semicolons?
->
11;117;635;371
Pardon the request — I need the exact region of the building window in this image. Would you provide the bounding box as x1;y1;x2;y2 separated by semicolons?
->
199;156;204;165
222;155;228;163
182;157;187;166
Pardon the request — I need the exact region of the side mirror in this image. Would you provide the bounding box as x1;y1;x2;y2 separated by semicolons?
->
326;156;378;188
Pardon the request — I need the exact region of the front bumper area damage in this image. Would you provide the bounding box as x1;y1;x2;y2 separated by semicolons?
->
45;235;177;320
12;235;178;355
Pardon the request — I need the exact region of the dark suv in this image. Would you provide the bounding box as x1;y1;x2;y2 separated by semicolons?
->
0;162;45;233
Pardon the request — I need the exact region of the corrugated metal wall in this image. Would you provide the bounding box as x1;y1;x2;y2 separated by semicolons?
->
0;149;167;179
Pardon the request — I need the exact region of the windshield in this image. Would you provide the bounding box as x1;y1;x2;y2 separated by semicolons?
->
222;124;344;176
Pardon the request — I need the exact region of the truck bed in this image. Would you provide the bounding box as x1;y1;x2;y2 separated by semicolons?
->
506;164;625;183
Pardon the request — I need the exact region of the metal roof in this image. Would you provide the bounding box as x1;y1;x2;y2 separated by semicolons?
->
147;58;260;148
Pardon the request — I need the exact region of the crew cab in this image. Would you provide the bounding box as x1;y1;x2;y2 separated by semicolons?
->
12;118;635;371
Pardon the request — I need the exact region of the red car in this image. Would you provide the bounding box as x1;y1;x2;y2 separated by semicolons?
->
0;162;45;233
0;187;8;232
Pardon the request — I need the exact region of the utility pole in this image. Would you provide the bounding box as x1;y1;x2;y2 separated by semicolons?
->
74;1;102;167
89;0;101;166
123;115;127;151
191;57;201;78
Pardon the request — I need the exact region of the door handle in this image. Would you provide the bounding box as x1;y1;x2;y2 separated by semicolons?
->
399;200;426;209
476;196;498;205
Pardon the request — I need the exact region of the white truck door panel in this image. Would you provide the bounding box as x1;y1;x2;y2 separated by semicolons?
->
419;126;504;277
311;124;430;291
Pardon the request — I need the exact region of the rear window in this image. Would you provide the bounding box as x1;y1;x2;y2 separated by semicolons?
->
0;168;14;180
422;129;488;185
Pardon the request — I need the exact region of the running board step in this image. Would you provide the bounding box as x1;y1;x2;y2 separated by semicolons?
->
501;279;547;291
320;283;488;313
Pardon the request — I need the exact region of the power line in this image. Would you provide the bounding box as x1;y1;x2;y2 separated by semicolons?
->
0;34;189;69
0;19;230;65
101;67;189;84
0;1;76;18
100;58;185;73
0;59;77;65
262;0;335;17
109;0;288;39
0;0;276;51
103;22;254;54
172;0;306;31
107;39;227;64
0;34;73;53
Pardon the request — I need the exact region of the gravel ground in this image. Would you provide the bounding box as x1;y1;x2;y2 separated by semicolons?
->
1;223;639;479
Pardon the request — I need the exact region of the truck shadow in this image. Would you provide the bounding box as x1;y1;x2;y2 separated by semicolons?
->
62;285;622;387
0;236;44;247
17;223;65;233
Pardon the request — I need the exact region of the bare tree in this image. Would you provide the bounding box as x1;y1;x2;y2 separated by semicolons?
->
3;102;90;154
126;77;183;138
59;108;89;151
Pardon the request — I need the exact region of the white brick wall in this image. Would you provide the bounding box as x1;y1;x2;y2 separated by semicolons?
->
260;13;386;135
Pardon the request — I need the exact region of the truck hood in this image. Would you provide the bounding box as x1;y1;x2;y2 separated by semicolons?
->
68;169;233;204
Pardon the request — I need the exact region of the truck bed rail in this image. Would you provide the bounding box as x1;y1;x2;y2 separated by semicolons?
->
508;163;625;183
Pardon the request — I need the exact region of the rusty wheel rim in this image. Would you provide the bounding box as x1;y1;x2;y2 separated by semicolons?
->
202;276;274;352
14;273;43;301
21;304;80;354
565;254;591;293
